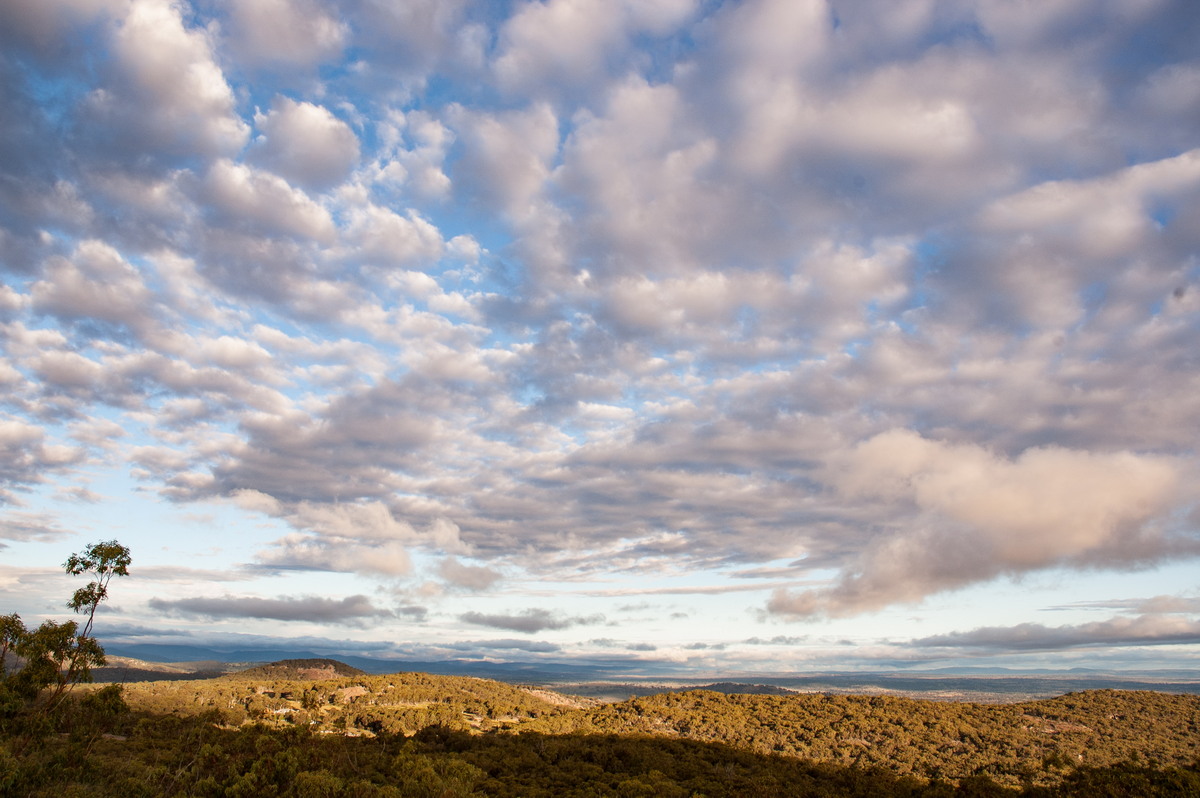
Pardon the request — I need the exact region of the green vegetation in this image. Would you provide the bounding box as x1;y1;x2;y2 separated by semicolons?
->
521;688;1200;785
2;541;131;735
6;669;1195;796
117;669;581;734
3;682;1200;796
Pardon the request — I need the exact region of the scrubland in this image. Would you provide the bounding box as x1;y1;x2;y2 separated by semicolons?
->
4;660;1199;796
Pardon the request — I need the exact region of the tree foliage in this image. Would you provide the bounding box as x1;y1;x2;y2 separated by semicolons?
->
64;539;132;640
1;540;131;736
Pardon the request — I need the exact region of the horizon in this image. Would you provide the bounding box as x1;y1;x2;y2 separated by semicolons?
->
2;0;1199;677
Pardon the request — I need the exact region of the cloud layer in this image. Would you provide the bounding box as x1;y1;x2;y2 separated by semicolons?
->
0;0;1197;669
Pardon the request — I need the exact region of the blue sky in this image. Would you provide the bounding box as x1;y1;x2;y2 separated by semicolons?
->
1;0;1199;675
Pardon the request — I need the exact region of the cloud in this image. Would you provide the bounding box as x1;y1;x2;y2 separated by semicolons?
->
256;536;413;578
438;557;502;590
449;638;561;653
81;0;249;159
148;594;391;623
30;239;156;340
249;97;360;190
769;429;1193;619
396;605;429;621
199;159;336;242
914;615;1200;652
245;502;475;578
743;635;807;646
0;511;72;546
341;203;445;267
348;0;473;84
2;0;1199;671
458;608;605;634
493;0;697;96
222;0;348;70
0;419;82;503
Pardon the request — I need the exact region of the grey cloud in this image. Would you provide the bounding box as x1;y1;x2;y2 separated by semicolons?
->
199;376;461;505
914;616;1200;652
148;594;392;623
743;636;806;646
54;486;102;503
0;511;72;544
30;240;158;342
99;623;196;639
590;638;658;652
0;418;83;502
221;0;348;71
347;0;474;83
492;0;698;99
459;608;605;634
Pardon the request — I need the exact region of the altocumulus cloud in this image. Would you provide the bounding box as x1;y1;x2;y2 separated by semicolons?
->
149;594;392;623
1;0;1199;671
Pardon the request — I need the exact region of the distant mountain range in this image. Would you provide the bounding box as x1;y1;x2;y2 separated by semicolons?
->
99;643;1199;701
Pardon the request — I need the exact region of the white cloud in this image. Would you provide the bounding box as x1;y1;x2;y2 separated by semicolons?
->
769;430;1191;619
342;203;445;267
978;149;1200;258
449;102;560;224
30;239;155;335
250;97;360;190
201;159;336;242
258;533;414;577
84;0;249;158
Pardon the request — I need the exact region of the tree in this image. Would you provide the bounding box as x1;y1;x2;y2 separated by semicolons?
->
64;539;132;640
1;540;131;718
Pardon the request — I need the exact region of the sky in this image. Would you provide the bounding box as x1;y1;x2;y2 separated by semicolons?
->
1;0;1199;677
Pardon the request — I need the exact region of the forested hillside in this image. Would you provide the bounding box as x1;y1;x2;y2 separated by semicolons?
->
3;667;1198;796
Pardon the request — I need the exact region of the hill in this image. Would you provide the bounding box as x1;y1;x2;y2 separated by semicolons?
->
110;671;1200;788
233;658;367;680
117;668;592;734
521;687;1200;786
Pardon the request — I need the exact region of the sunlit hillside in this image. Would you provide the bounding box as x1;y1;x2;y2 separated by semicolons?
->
6;660;1197;796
